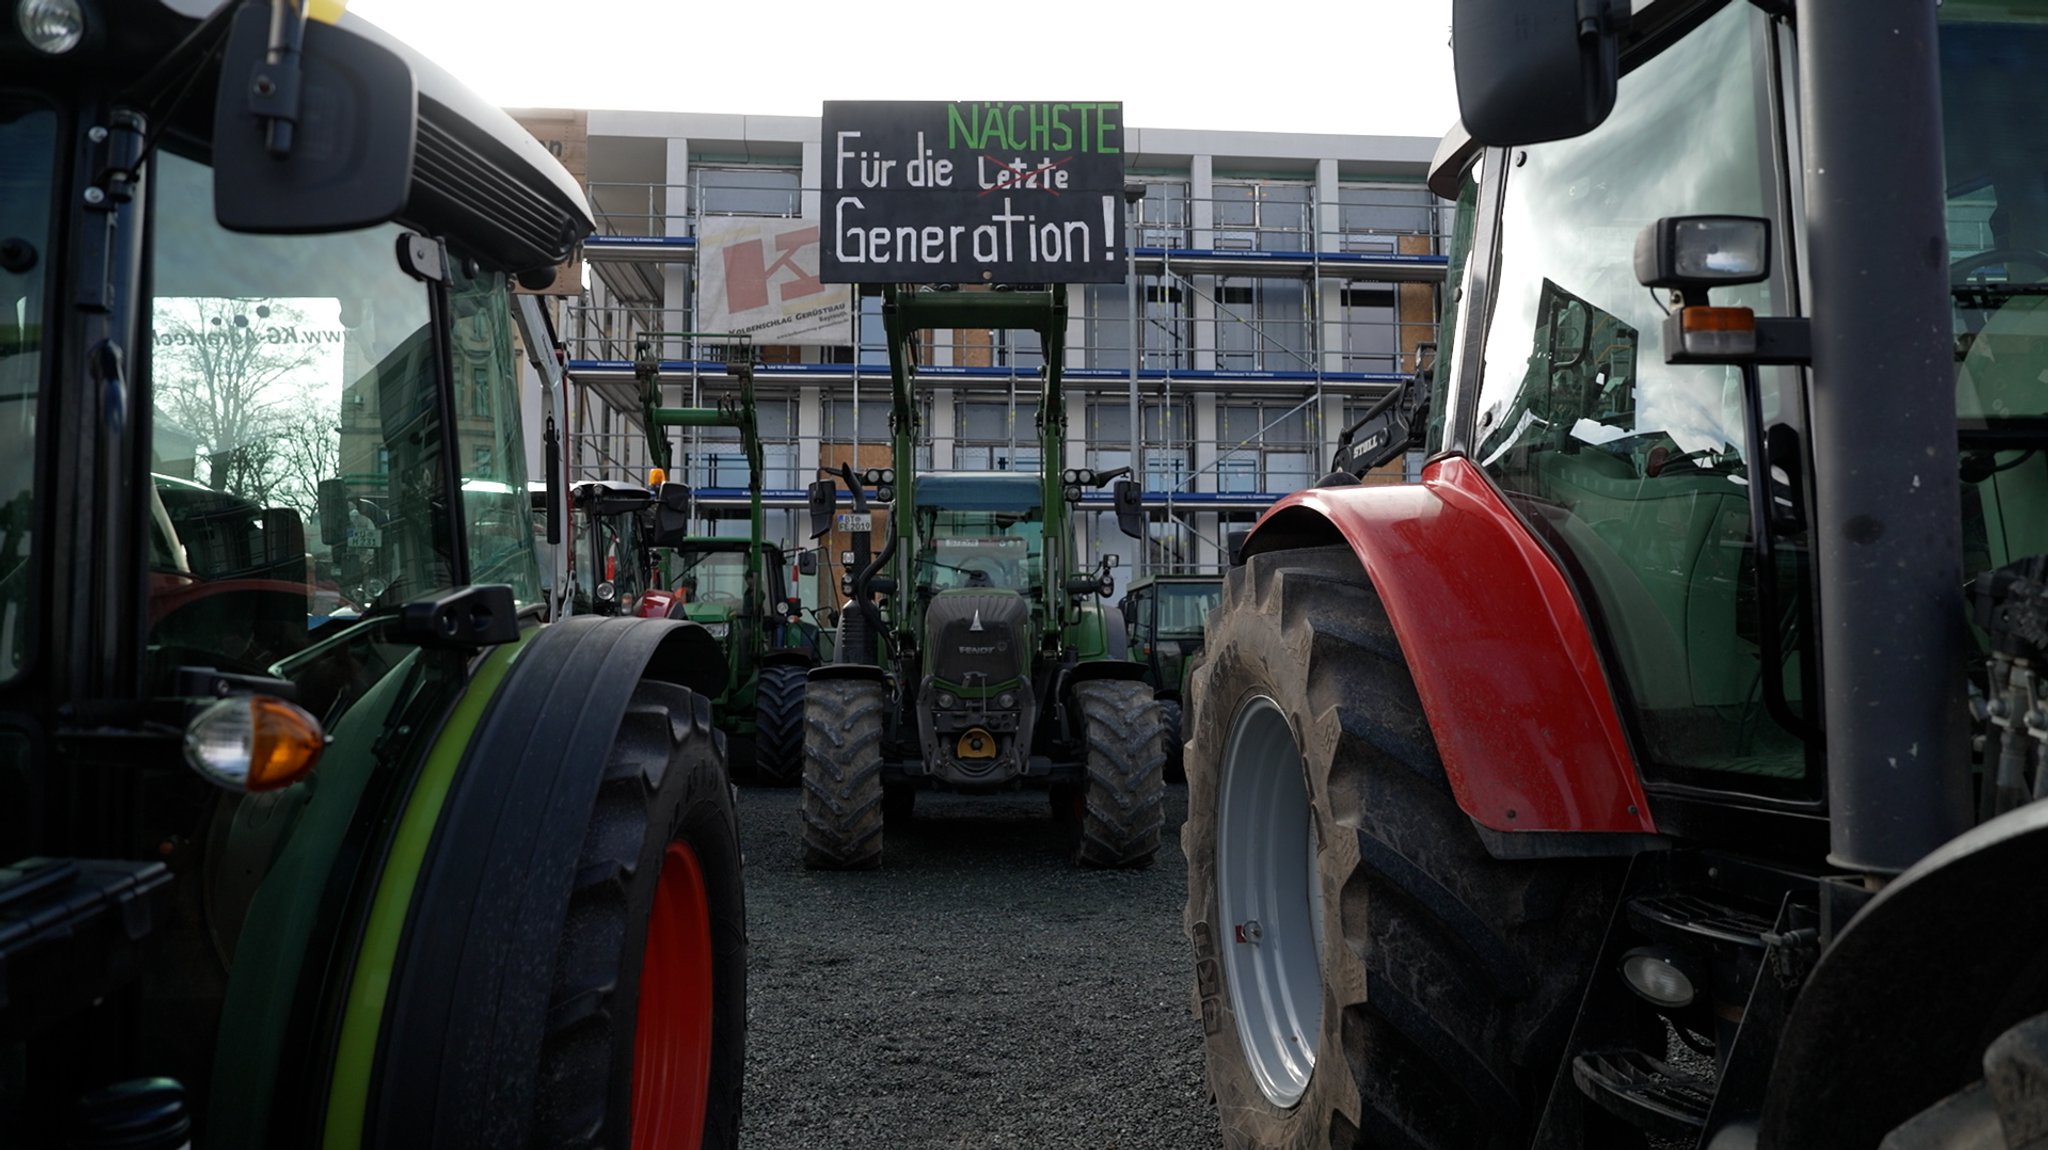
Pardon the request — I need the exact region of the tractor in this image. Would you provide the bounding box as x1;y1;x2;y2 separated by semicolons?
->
798;285;1168;870
1120;573;1221;780
0;2;745;1145
631;337;823;783
1182;2;2048;1148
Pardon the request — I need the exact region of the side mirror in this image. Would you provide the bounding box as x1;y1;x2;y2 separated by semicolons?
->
212;5;419;233
1113;479;1145;540
807;479;836;540
317;478;348;547
262;508;307;581
1451;0;1624;146
798;550;819;576
651;481;693;546
1226;527;1252;566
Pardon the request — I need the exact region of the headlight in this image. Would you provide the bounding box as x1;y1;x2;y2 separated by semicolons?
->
596;580;616;602
996;691;1017;709
936;691;959;710
18;0;84;54
702;621;730;639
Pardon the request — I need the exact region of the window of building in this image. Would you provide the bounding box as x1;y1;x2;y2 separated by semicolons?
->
1217;400;1317;493
1085;277;1190;371
1336;184;1443;251
1131;181;1191;247
1212;180;1312;250
1215;277;1310;371
1340;285;1399;372
695;166;801;218
955;399;1042;472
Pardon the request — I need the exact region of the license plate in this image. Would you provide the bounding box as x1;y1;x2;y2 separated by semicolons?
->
838;512;873;532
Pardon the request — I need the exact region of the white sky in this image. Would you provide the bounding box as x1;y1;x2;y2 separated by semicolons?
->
346;0;1461;141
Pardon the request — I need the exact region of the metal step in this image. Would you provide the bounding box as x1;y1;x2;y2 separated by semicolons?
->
1572;1049;1715;1139
1628;890;1777;947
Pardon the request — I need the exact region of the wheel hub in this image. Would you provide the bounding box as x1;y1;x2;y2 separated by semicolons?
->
1217;695;1323;1108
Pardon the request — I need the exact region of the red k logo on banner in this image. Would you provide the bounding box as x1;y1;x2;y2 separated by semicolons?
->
722;226;827;313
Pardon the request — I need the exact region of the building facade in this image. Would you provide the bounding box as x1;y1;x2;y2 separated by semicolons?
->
521;108;1450;608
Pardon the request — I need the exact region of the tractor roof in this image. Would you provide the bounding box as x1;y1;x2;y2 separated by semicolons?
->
913;472;1042;513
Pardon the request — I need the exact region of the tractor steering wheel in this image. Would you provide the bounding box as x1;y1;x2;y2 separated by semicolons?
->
1952;247;2048;284
1952;248;2048;343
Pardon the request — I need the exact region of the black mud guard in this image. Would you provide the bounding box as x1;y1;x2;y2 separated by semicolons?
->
762;646;821;670
368;615;724;1146
807;662;889;686
1055;658;1149;711
1757;800;2048;1148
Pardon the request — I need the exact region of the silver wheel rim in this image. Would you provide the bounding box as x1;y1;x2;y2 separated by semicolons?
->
1218;695;1323;1108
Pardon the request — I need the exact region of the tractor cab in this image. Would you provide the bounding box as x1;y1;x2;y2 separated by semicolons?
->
566;478;653;616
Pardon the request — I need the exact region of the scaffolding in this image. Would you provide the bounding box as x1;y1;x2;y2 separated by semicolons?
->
565;168;1448;578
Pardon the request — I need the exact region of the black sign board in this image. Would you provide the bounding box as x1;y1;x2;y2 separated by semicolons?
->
820;100;1127;285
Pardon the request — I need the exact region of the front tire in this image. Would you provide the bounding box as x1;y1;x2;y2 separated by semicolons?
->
754;664;808;787
371;673;746;1150
800;678;888;870
1072;679;1168;869
1184;546;1618;1148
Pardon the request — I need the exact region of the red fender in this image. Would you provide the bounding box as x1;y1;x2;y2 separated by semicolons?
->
1245;456;1653;836
638;590;677;619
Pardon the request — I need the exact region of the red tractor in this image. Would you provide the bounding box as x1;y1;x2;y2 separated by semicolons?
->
1185;2;2048;1147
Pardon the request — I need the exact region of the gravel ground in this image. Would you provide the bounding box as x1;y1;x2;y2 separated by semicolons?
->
735;782;1219;1150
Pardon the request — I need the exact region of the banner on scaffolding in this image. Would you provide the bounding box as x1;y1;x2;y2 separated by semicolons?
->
696;217;855;346
819;100;1127;285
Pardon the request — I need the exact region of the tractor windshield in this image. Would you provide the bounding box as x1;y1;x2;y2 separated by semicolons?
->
917;510;1044;594
0;96;55;680
673;548;751;608
1941;3;2048;577
145;148;539;686
1152;582;1221;638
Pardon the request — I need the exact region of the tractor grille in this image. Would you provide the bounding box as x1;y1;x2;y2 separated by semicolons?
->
924;590;1028;685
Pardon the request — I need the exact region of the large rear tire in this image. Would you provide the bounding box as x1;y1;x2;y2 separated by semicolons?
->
1072;679;1168;869
800;678;887;870
1184;546;1618;1148
1160;696;1186;784
554;682;746;1150
754;664;808;787
371;673;746;1150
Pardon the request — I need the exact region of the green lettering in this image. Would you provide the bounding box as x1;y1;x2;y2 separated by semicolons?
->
1007;103;1026;153
980;103;1010;150
1097;103;1119;154
1050;104;1072;152
948;103;978;149
1030;103;1049;151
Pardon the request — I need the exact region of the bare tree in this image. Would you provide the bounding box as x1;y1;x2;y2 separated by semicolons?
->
152;297;330;500
269;392;343;522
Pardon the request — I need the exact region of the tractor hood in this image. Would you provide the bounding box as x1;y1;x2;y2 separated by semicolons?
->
923;589;1031;688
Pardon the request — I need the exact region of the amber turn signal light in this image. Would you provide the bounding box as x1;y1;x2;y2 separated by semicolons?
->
183;695;328;793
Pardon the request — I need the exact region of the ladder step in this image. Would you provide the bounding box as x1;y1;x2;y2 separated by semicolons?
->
1628;890;1776;947
1572;1049;1715;1139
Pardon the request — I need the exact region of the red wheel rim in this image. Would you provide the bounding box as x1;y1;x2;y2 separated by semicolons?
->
632;841;715;1149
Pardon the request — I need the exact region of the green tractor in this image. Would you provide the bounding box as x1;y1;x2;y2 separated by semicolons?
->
2;3;746;1144
634;338;824;784
798;286;1168;870
1120;573;1222;780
